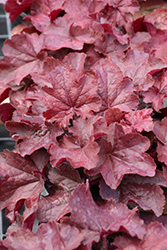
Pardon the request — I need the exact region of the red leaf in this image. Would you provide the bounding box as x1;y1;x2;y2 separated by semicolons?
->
102;168;167;217
3;221;84;250
0;33;46;88
0;103;15;123
98;0;139;27
42;0;103;51
153;117;167;164
153;117;167;144
147;8;167;31
0;87;11;104
113;222;167;250
86;123;156;189
31;53;101;127
143;70;167;111
105;108;124;126
122;108;154;133
37;162;82;223
0;150;44;225
5;0;33;22
6;121;63;156
50;134;100;170
156;143;167;165
94;58;139;113
26;0;65;32
43;14;99;51
67;183;146;242
112;49;166;93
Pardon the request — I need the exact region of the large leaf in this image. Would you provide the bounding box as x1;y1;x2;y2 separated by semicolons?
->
0;150;45;227
50;117;102;170
100;167;167;217
26;0;65;32
31;53;101;127
37;162;82;223
65;183;146;247
2;221;84;250
112;222;167;250
0;33;45;90
6;121;63;157
86;123;156;189
94;58;139;113
112;49;166;93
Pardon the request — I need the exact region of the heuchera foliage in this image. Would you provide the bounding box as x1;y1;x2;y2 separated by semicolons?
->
0;0;167;249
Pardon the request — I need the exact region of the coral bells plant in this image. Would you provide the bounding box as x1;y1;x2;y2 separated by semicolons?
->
1;0;167;249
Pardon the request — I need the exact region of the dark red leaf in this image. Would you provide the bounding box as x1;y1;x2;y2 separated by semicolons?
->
6;121;63;156
37;162;83;223
94;58;139;113
25;0;65;32
0;33;46;89
0;150;44;226
67;183;146;243
0;103;15;123
5;0;33;22
153;117;167;164
98;0;139;27
3;221;84;250
86;123;156;189
143;70;167;111
112;48;166;93
112;222;167;250
0;87;11;104
31;53;101;127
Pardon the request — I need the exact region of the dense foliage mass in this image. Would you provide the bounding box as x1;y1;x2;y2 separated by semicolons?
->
0;0;167;249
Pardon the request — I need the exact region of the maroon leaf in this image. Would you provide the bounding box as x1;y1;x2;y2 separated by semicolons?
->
0;103;15;123
31;53;101;127
4;0;33;22
143;70;167;111
0;87;11;104
26;0;65;32
0;33;46;89
105;108;124;126
112;222;167;250
100;167;167;216
50;134;100;170
0;150;44;226
6;121;63;157
67;183;146;243
94;58;139;113
112;49;166;93
98;0;139;27
37;162;82;223
86;123;156;189
3;221;84;250
153;117;167;164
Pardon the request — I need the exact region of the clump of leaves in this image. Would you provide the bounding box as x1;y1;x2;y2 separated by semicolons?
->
0;0;167;249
